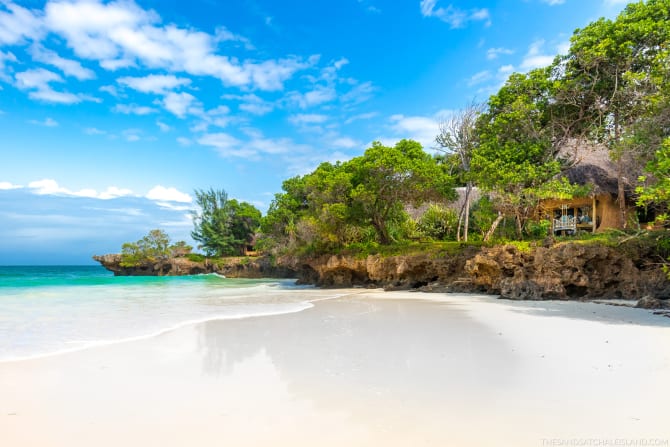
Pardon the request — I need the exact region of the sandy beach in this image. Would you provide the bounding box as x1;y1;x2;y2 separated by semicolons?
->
1;290;669;446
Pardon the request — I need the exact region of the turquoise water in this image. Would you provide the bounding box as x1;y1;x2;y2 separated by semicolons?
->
0;266;324;361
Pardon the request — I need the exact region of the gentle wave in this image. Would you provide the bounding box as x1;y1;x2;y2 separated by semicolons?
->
0;266;333;362
0;301;314;363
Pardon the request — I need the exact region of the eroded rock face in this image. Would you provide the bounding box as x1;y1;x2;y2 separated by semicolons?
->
94;240;670;307
92;254;296;278
292;242;669;305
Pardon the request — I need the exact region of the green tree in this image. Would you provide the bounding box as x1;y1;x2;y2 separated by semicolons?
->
472;69;563;239
346;140;454;244
436;102;484;242
120;229;172;267
191;188;261;256
558;0;670;227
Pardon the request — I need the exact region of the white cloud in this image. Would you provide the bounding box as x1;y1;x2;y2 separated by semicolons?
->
27;179;133;199
14;68;96;104
42;0;312;91
198;130;310;159
117;74;191;94
498;64;515;75
0;50;17;81
387;110;453;149
286;85;336;109
288;113;329;126
340;81;375;104
222;93;274;116
84;127;106;135
146;185;192;203
29;44;96;80
122;129;142;142
28;117;59;127
99;84;119;96
520;39;556;71
331;137;360;149
156;121;171;132
0;181;22;190
344;112;377;124
467;70;492;86
112;103;157;115
420;1;491;28
0;1;43;45
486;47;514;60
541;0;565;5
161;91;199;118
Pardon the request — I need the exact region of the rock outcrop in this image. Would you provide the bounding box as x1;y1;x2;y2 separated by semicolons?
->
92;254;296;279
94;239;670;307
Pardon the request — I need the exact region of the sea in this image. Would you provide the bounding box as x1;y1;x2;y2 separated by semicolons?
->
0;265;336;362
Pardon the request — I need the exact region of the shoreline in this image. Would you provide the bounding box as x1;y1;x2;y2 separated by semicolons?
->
2;290;669;446
2;288;668;365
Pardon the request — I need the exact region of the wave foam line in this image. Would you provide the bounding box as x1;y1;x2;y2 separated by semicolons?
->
0;302;314;364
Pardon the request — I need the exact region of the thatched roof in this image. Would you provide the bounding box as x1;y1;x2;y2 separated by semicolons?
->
557;141;621;196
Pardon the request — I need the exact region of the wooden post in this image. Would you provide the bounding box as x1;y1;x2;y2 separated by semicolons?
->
592;196;597;232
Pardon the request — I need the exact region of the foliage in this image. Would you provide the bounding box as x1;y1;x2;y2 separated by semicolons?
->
471;68;564;238
191;188;262;256
186;253;206;262
417;204;459;240
637;138;670;222
261;140;455;252
120;229;189;267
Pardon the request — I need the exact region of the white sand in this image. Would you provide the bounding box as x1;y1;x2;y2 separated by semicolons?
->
1;291;669;446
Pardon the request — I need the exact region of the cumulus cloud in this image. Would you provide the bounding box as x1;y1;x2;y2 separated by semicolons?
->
420;0;491;28
117;74;191;94
0;181;22;190
0;1;43;45
385;110;453;149
14;67;97;104
29;44;96;80
520;39;556;71
159;91;200;118
112;103;157;115
222;93;274;116
288;113;329;126
467;70;492;86
285;85;336;109
39;0;313;91
486;47;514;60
197;130;310;159
28;178;133;199
541;0;565;5
145;185;192;203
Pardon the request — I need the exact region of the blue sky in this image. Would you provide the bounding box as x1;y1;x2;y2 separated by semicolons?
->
0;0;629;264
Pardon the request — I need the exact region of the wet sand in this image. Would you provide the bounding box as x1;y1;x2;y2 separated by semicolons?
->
1;291;669;446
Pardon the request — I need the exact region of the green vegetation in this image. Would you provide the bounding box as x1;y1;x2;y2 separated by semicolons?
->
191;188;261;256
120;229;192;267
260;139;454;253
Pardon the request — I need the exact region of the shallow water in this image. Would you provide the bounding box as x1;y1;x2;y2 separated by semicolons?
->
0;265;335;361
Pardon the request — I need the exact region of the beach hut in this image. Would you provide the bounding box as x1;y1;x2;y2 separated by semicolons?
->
538;145;637;235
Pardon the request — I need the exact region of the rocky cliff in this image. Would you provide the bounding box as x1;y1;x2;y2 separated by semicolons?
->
284;241;670;306
92;254;296;279
94;239;670;307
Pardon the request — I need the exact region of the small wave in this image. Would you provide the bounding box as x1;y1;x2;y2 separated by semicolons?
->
0;301;314;363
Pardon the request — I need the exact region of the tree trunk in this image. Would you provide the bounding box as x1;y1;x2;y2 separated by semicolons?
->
372;217;390;245
463;182;472;242
483;212;504;242
616;156;627;229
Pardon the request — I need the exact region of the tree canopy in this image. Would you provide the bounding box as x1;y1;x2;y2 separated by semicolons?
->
191;188;261;256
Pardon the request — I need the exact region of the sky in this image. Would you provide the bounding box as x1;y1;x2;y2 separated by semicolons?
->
0;0;631;264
